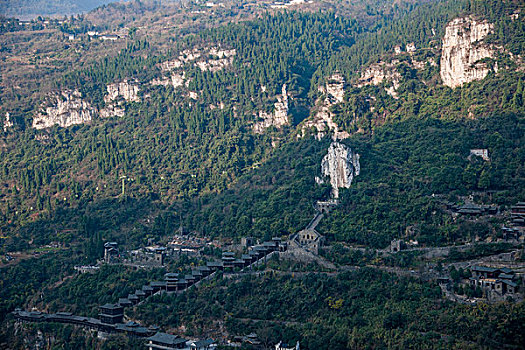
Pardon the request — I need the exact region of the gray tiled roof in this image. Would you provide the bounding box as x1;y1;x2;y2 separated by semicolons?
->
147;332;187;345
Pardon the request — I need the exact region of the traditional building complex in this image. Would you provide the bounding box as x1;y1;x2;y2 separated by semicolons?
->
469;266;519;297
510;202;525;226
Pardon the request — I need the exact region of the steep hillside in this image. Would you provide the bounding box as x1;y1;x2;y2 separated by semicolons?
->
0;0;524;252
0;1;525;347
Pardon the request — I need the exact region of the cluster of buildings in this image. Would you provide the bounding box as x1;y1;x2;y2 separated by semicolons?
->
13;309;158;338
168;234;208;255
13;309;216;349
468;265;520;297
146;333;215;350
510;202;525;227
389;239;419;253
86;31;122;41
15;237;289;346
116;238;286;306
126;246;168;267
500;202;525;242
445;202;498;217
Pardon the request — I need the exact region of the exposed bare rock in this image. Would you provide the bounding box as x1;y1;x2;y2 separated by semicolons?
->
316;141;360;198
208;47;236;59
209;102;225;110
253;84;290;133
104;80;140;103
151;72;186;89
188;91;200;100
155;47;235;94
32;90;94;129
196;57;234;72
324;73;345;103
300;74;350;140
160;47;236;73
160;60;183;71
99;105;125;118
3;112;13;132
440;17;495;88
195;48;235;72
150;77;171;87
358;62;401;98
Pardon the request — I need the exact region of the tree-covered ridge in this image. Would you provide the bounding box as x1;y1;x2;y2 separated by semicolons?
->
0;1;524;349
1;0;524;252
171;112;523;248
1;10;365;242
131;269;525;349
321;113;525;248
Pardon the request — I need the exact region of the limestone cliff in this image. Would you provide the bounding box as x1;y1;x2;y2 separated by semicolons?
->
195;47;236;72
301;74;350;140
253;84;289;133
32;90;94;129
440;17;495;88
316;141;360;198
104;80;140;103
357;62;401;98
160;47;235;73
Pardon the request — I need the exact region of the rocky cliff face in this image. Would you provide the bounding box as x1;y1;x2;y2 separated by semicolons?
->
301;73;350;140
151;72;186;89
316;141;360;198
358;62;401;98
104;80;140;103
160;47;236;73
195;48;235;72
440;17;495;88
253;84;290;133
32;90;94;129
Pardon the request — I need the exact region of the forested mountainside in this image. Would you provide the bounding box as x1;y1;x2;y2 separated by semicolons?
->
1;0;525;348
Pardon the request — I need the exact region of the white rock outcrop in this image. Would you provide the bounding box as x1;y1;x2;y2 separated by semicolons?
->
160;47;236;73
104;80;140;103
32;90;94;129
196;57;234;72
316;141;360;198
253;84;290;133
358;62;401;98
406;42;416;53
301;74;350;140
3;112;13;132
440;17;495;88
99;105;125;118
151;72;186;89
160;60;183;71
